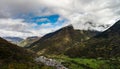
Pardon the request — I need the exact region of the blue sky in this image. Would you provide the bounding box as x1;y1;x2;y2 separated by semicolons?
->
23;14;67;30
14;13;66;29
26;14;60;25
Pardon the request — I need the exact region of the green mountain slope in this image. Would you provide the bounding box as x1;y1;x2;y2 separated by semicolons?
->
0;37;54;69
66;20;120;58
28;25;98;55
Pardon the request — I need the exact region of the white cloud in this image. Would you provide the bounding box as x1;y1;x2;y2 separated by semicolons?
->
39;0;120;22
0;18;39;38
36;0;120;31
0;18;64;38
0;0;120;38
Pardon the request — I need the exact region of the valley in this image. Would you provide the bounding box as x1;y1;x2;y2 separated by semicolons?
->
0;0;120;69
0;20;120;69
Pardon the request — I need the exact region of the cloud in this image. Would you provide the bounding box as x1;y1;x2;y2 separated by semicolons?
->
0;18;38;38
38;0;120;26
0;0;120;38
0;18;65;38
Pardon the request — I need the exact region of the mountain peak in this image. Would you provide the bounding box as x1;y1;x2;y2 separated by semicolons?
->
27;24;98;55
111;20;120;29
105;20;120;32
64;24;74;29
115;20;120;24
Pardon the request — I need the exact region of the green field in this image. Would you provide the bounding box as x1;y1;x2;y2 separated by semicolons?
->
47;55;120;69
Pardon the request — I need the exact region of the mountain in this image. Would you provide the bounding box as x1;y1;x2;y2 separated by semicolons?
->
28;25;99;55
0;37;53;69
18;36;40;47
66;20;120;58
0;37;34;67
3;37;23;44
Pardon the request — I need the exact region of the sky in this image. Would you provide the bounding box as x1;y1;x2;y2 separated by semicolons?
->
0;0;120;38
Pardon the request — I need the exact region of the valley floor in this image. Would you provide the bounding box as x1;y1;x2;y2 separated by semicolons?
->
43;55;120;69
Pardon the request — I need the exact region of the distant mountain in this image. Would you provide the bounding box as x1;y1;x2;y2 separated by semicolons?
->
18;36;40;47
66;20;120;58
3;37;23;44
28;25;99;55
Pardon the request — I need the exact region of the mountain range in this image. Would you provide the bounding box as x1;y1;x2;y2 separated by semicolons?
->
66;20;120;58
0;19;120;69
17;20;120;69
26;25;99;55
3;37;23;44
22;20;120;59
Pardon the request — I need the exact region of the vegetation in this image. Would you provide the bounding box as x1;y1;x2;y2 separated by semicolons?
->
28;25;98;55
0;37;54;69
65;20;120;58
47;55;120;69
2;20;119;69
0;62;55;69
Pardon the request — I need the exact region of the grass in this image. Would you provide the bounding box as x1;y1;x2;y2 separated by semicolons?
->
46;55;120;69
